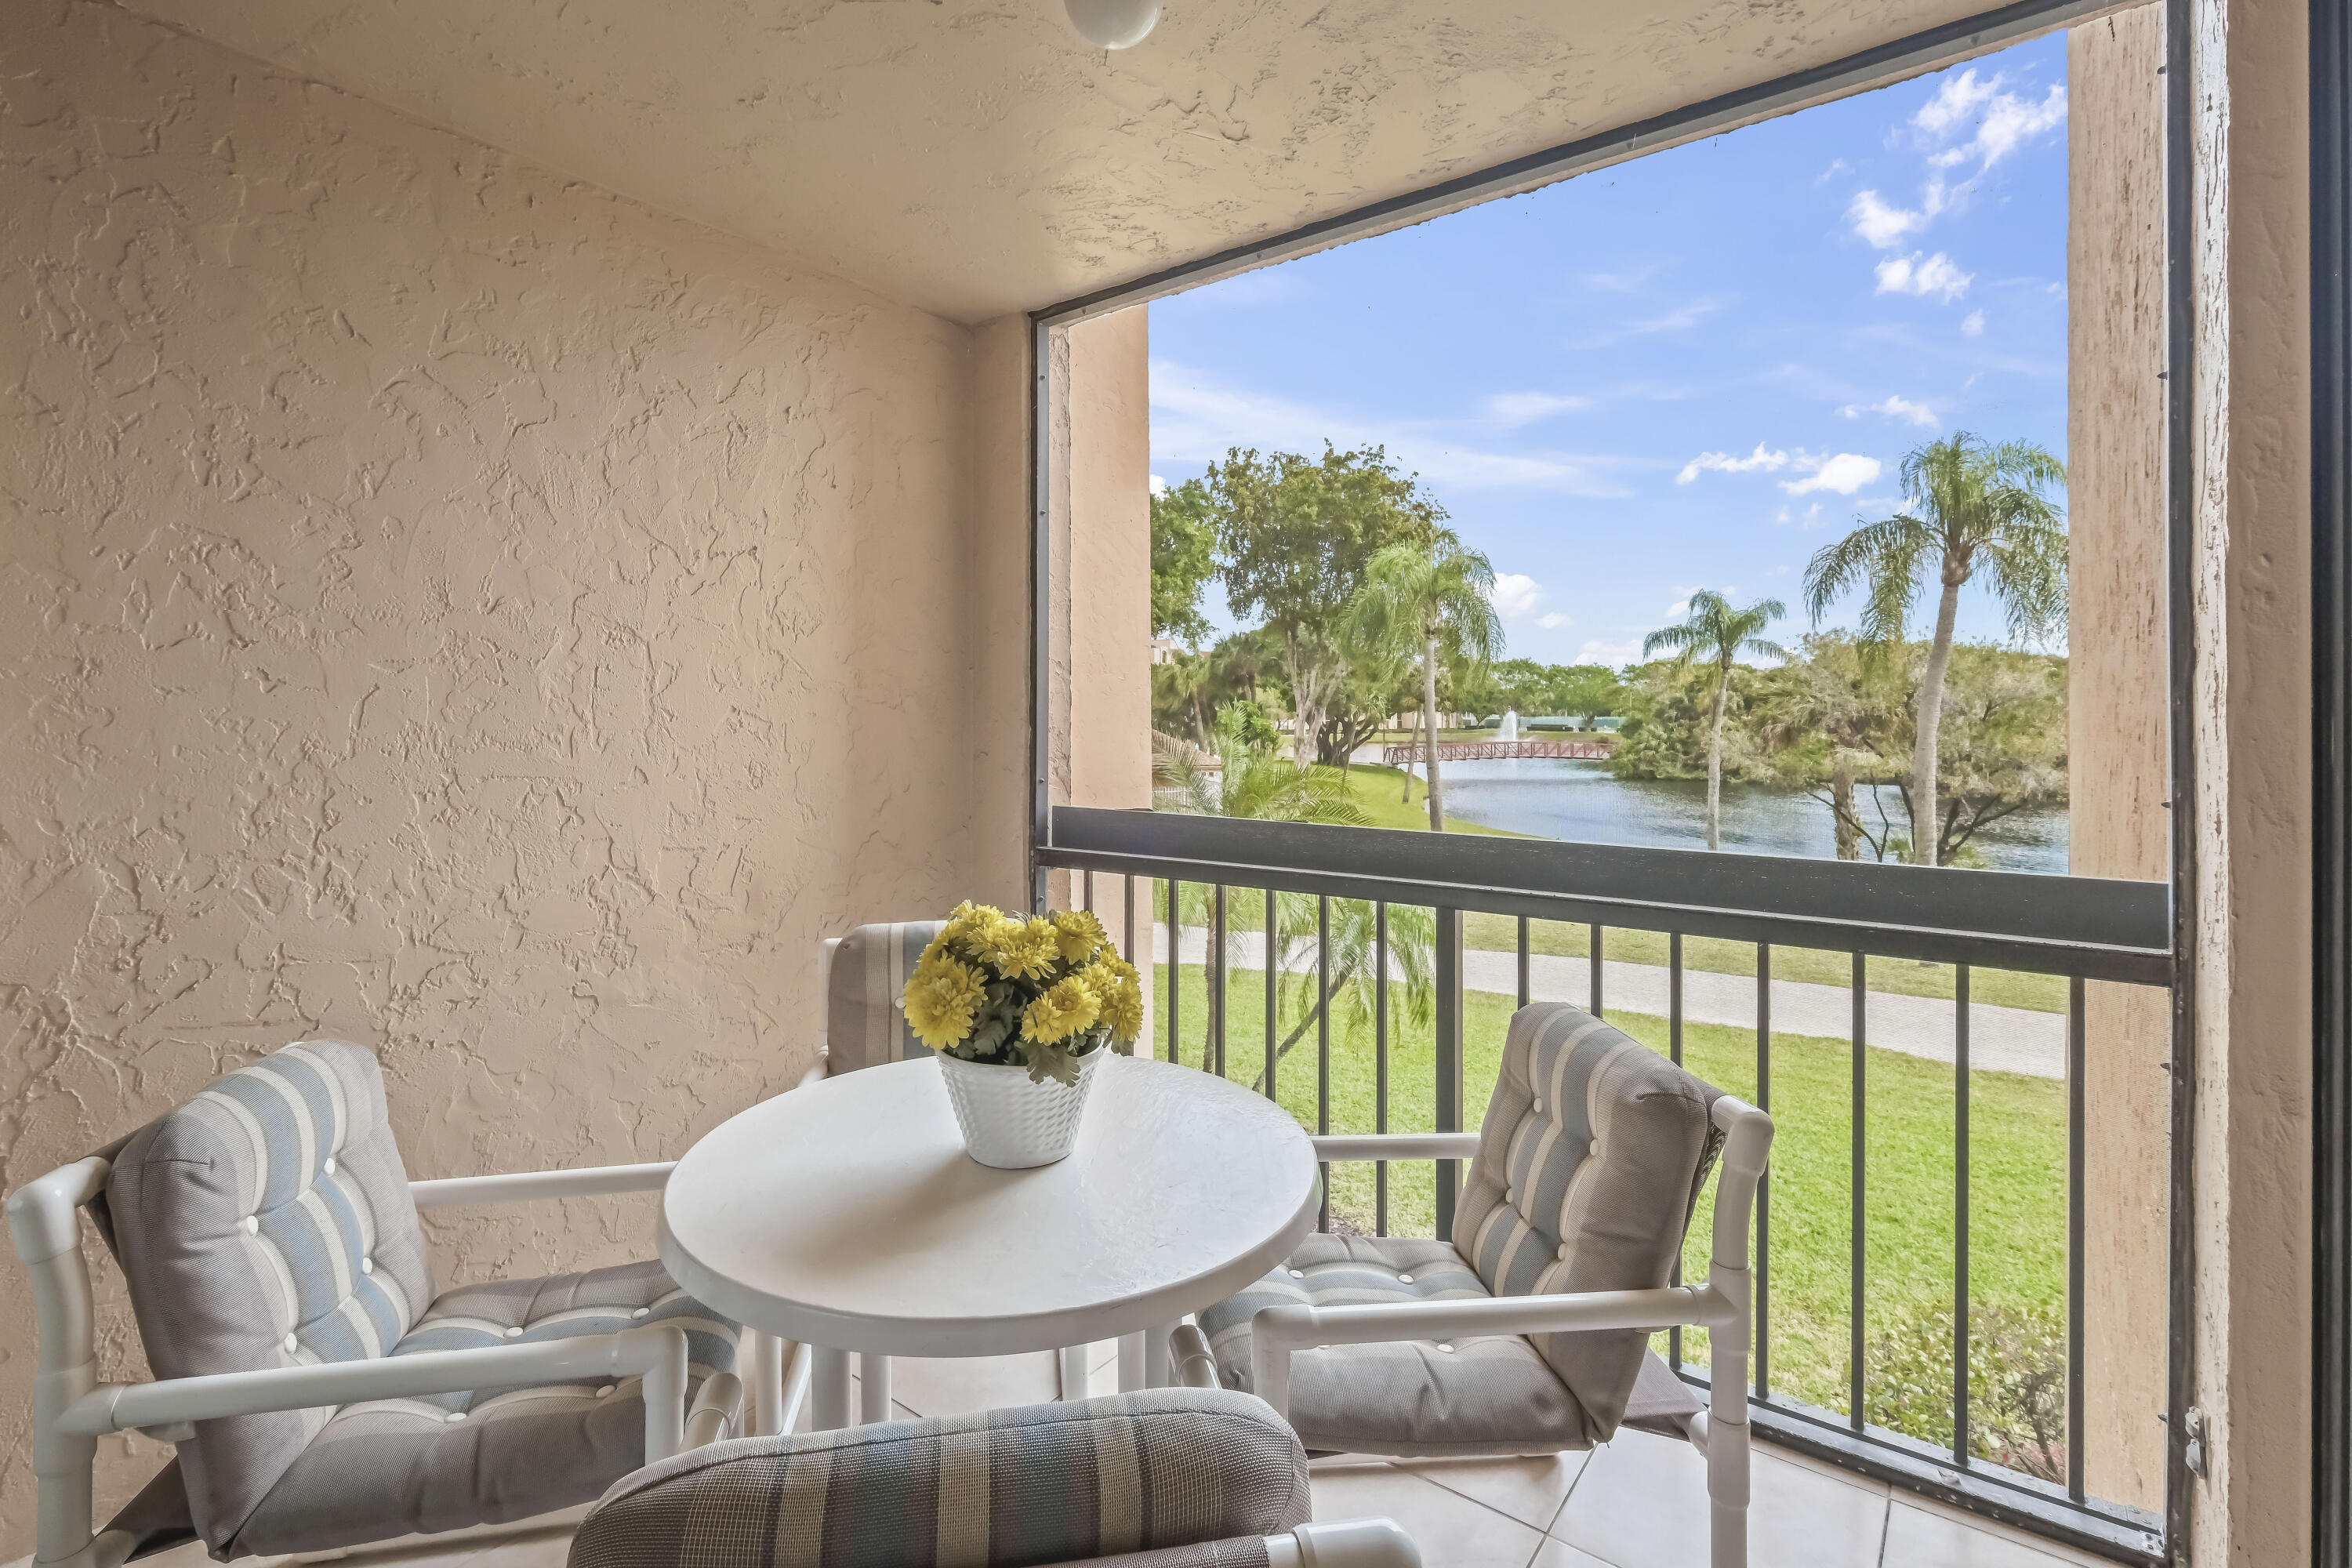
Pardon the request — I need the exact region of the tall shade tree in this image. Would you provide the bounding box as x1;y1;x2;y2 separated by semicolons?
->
1799;433;2067;866
1345;540;1505;830
1642;590;1789;851
1150;478;1219;646
1207;445;1450;768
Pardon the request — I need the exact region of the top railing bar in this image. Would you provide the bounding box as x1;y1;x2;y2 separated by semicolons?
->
1029;0;2127;329
1044;810;2172;985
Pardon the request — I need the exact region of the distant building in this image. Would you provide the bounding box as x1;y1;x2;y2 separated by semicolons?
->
1150;637;1185;665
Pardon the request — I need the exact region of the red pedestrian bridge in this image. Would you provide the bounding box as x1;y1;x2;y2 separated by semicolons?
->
1381;737;1614;764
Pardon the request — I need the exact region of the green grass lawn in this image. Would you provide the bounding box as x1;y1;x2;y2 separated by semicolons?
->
1457;914;2068;1014
1140;867;2065;1014
1334;762;1527;837
1148;959;2064;1421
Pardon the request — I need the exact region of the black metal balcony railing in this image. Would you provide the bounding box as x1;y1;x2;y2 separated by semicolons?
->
1037;807;2173;1567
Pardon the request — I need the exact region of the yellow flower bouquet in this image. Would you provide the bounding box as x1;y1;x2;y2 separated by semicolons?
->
902;902;1145;1087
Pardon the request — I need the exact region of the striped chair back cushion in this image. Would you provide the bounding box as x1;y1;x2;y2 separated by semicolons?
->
568;1389;1310;1568
824;921;947;1075
106;1040;434;1545
1450;1003;1722;1438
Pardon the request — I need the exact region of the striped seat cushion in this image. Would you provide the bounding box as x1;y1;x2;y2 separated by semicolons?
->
568;1389;1310;1568
233;1260;739;1555
1451;1003;1722;1439
105;1040;436;1551
1196;1235;1592;1457
826;922;949;1075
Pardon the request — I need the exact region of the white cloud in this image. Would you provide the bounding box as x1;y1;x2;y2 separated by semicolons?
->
1913;69;2002;139
1875;252;1973;302
1782;453;1883;495
1582;262;1668;292
1149;474;1167;497
1578;637;1646;668
1773;503;1827;528
1918;73;2067;176
1679;446;1880;496
1489;572;1548;619
1838;394;1940;428
1484;392;1591;428
1848;189;1929;249
1961;310;1987;336
1677;443;1791;484
1567;296;1727;349
1536;612;1573;630
1149;359;1635;496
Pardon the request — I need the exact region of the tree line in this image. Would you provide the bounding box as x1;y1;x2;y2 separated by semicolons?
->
1152;433;2069;866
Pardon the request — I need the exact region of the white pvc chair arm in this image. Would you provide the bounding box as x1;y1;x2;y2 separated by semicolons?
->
408;1161;677;1210
1308;1134;1482;1163
1246;1285;1732;1419
57;1323;695;1461
1269;1519;1421;1568
1257;1094;1773;1436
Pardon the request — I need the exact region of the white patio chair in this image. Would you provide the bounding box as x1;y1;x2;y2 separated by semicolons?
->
565;1388;1421;1568
9;1040;743;1568
808;920;948;1425
1196;1002;1773;1568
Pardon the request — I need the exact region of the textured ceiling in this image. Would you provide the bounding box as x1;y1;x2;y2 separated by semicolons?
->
121;0;1989;323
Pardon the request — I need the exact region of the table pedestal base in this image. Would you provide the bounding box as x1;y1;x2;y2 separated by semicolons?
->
811;1345;852;1431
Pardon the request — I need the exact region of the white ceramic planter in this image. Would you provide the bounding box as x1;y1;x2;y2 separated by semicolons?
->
937;1048;1102;1168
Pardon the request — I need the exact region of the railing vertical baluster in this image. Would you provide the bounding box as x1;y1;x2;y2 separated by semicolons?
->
1265;890;1279;1100
1123;877;1136;984
1083;868;1094;915
1436;906;1464;1240
1317;895;1331;1233
1167;880;1181;1066
1213;884;1228;1080
1517;916;1530;1007
1956;964;1973;1466
1375;902;1391;1237
1671;931;1685;1371
1590;924;1604;1017
1756;942;1771;1398
2067;974;2086;1503
1853;952;1867;1433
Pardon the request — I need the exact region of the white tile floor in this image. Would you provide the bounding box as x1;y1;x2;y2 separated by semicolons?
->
80;1343;2116;1568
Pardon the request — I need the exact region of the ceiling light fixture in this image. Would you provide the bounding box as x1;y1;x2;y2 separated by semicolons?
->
1064;0;1160;49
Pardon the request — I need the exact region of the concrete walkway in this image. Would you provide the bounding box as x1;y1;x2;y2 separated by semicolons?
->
1155;926;2064;1079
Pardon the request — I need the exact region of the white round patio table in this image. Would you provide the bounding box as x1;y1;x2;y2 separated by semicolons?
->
659;1052;1319;1431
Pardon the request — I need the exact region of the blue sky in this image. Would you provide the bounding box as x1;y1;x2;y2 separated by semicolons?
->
1149;33;2071;668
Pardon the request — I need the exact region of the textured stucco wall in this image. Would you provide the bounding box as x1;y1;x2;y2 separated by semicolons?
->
2066;4;2169;1513
1061;310;1153;1000
2185;0;2312;1555
0;3;1024;1552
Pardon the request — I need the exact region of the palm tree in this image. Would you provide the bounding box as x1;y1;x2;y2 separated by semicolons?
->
1800;434;2067;866
1154;705;1432;1079
1344;540;1504;830
1643;591;1789;851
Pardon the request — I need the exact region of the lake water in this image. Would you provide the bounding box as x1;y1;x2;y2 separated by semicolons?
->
1419;757;2069;873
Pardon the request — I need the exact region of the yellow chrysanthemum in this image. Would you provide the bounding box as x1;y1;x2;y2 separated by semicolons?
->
938;901;1009;958
1049;908;1109;964
1023;976;1101;1045
982;916;1061;982
1087;957;1144;1043
902;955;986;1049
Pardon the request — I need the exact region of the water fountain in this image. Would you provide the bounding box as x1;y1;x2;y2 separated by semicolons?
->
1497;710;1519;742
